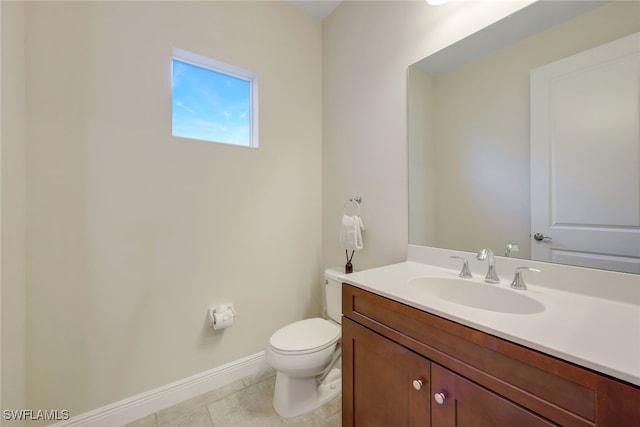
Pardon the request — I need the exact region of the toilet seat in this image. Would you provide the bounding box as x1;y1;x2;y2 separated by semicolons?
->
269;318;340;355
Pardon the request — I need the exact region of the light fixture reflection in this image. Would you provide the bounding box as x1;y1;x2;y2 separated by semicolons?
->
426;0;449;5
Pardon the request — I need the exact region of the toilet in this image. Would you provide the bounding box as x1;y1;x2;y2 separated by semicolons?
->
265;267;344;418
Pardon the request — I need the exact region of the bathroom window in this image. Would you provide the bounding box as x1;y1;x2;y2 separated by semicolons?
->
172;48;259;148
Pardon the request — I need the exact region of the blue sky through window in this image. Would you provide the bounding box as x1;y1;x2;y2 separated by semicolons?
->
172;59;252;146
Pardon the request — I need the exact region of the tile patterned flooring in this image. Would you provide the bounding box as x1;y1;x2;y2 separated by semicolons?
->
123;369;342;427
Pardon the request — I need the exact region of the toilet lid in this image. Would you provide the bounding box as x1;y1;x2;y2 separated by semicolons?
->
270;318;340;353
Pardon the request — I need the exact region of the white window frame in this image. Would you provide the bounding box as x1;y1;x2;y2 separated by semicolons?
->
172;47;259;148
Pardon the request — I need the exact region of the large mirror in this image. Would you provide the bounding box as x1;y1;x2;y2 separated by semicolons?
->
408;0;640;273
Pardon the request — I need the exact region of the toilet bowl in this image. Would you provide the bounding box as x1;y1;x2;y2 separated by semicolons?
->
265;268;344;418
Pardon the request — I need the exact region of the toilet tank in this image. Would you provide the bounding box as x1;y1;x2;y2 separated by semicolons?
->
324;267;345;324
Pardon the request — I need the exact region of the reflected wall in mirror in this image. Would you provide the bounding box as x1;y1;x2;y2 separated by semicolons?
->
408;1;640;273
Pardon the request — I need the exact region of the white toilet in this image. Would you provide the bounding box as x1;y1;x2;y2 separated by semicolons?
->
265;267;343;418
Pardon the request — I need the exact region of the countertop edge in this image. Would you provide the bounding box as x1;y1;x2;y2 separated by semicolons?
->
341;261;640;388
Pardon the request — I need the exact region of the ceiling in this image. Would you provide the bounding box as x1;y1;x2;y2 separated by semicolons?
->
285;0;343;21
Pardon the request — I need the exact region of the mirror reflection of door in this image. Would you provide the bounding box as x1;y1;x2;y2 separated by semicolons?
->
530;32;640;274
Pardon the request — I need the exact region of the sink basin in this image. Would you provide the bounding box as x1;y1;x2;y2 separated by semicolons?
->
409;277;545;314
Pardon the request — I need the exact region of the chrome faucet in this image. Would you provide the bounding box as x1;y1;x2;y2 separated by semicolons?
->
510;267;541;290
476;248;500;283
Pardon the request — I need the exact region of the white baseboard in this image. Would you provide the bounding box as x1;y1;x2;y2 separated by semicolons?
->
48;351;268;427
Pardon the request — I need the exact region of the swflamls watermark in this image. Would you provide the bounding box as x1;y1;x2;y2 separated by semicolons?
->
3;409;70;421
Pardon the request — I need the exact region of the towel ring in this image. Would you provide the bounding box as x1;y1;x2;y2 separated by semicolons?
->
343;198;361;216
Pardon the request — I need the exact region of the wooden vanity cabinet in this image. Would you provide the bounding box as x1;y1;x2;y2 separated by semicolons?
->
343;317;430;426
342;284;640;427
430;363;557;426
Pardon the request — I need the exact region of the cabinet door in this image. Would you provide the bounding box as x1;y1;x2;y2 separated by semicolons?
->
343;318;431;427
431;364;557;426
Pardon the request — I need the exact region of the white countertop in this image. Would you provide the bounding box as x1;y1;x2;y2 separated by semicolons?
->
342;259;640;386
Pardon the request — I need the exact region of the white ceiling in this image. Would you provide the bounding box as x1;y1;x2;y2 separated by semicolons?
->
285;0;343;21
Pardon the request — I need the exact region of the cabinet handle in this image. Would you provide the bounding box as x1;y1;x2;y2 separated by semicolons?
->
434;392;446;405
412;379;423;391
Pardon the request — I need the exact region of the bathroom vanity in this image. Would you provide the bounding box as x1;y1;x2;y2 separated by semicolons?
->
341;252;640;426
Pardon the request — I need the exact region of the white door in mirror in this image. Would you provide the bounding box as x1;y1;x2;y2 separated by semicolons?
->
530;32;640;274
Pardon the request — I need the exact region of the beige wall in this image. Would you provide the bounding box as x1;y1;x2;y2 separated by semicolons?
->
410;1;640;257
23;1;321;417
1;0;27;423
408;67;436;247
322;0;532;271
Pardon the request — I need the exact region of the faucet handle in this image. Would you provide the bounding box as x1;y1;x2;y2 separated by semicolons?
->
450;256;472;278
511;267;541;290
476;248;489;260
505;243;520;257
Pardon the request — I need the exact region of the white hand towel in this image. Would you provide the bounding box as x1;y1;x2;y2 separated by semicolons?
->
339;214;365;251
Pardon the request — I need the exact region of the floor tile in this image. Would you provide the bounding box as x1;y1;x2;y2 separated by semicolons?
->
313;395;341;420
122;413;157;427
324;411;342;427
156;380;245;425
124;368;341;427
206;378;276;425
241;367;276;387
157;406;213;427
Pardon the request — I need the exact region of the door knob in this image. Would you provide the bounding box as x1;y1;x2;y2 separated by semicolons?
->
533;233;552;242
434;392;446;404
412;379;423;391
